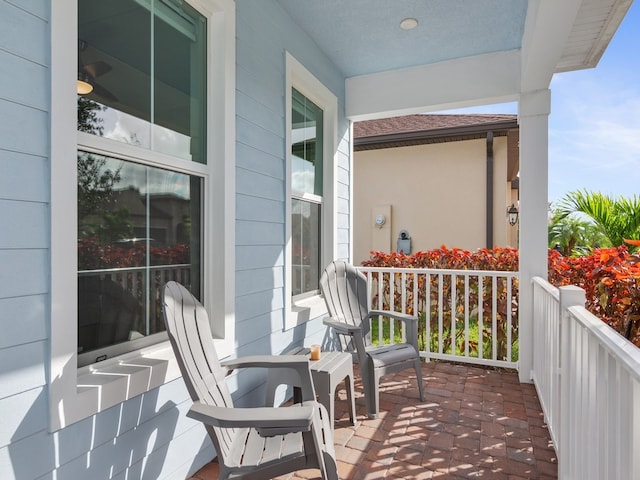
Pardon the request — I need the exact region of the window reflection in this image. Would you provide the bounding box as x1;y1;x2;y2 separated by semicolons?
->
291;199;321;296
77;0;206;163
77;151;201;355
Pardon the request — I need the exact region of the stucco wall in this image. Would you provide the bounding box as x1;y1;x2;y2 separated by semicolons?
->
0;0;350;478
353;136;511;264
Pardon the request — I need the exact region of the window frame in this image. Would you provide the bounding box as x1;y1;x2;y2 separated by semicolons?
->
284;52;337;330
49;0;235;431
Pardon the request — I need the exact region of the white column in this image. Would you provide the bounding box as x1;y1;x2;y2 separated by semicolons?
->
518;89;551;383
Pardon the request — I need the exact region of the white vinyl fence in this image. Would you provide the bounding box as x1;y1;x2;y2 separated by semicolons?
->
357;267;519;369
532;276;640;480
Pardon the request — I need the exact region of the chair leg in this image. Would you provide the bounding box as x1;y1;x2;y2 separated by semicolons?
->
359;362;374;419
414;358;425;402
322;451;339;480
370;375;380;419
344;373;357;426
313;404;338;480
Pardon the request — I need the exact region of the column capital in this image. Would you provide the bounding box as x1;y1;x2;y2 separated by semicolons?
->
519;89;551;118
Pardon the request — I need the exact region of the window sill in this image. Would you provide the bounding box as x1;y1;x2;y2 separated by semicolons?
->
288;294;328;329
60;342;180;427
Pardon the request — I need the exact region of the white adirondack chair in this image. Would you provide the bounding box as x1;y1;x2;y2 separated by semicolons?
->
320;261;426;419
162;281;338;480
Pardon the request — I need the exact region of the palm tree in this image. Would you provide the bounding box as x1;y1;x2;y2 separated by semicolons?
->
548;208;609;256
556;190;640;248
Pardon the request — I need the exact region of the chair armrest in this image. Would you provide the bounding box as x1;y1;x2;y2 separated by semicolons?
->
221;355;316;402
368;310;418;323
323;317;368;362
188;401;314;435
221;354;309;370
323;317;361;335
367;310;420;348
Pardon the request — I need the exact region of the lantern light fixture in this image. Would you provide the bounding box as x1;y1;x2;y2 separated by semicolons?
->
507;204;519;226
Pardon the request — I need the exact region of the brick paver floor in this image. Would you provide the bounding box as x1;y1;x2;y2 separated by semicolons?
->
188;361;557;480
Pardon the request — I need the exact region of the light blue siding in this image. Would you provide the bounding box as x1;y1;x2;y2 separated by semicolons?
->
236;193;284;223
0;295;47;349
236;265;284;296
236;220;284;246
0;342;46;400
236;167;284;201
0;1;48;66
230;1;351;424
0;153;48;203
0;0;351;478
0;201;48;248
236;142;284;179
0;250;48;298
0;388;46;447
0;99;49;157
0;50;48;109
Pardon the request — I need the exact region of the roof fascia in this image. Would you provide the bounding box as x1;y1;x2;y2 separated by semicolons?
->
354;119;519;149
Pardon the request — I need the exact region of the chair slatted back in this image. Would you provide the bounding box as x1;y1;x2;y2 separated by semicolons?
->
320;261;372;344
162;281;235;458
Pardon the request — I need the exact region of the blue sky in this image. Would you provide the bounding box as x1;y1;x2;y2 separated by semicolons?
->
446;2;640;207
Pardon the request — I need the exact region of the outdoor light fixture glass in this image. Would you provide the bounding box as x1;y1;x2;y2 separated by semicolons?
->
77;71;93;95
507;204;519;226
400;17;418;30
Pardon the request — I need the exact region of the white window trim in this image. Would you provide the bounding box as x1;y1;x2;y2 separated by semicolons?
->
284;52;338;330
49;0;235;431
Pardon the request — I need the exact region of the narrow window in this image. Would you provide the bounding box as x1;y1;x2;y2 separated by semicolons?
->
291;88;323;297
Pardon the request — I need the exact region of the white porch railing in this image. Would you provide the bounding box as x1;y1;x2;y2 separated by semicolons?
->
532;276;640;480
357;267;519;369
78;264;191;333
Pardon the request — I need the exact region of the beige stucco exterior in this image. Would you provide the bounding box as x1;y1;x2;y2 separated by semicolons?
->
354;136;518;264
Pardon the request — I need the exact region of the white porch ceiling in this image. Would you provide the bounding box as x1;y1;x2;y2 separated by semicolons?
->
276;0;633;119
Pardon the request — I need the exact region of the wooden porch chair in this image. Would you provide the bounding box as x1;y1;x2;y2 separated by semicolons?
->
320;261;426;419
162;281;338;480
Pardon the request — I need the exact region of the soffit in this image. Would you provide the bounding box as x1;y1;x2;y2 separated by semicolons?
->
276;0;631;78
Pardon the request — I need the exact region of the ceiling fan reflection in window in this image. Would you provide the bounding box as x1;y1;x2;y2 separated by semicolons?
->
77;39;118;102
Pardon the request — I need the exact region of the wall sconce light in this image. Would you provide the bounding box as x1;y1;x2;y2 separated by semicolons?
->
507;204;519;226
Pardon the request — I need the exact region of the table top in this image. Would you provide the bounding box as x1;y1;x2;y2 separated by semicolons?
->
284;346;352;373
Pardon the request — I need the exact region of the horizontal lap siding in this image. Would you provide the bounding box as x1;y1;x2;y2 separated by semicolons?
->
232;0;350;407
0;2;208;479
0;4;52;474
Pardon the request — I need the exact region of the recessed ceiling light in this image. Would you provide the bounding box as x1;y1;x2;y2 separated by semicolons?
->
400;17;418;30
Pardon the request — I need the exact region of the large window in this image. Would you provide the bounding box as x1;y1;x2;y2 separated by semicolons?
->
291;88;323;297
285;53;337;329
76;0;206;366
50;0;234;430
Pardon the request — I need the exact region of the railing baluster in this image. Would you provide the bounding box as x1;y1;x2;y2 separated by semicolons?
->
389;272;396;344
491;275;497;361
400;272;407;343
506;275;512;362
478;276;483;360
464;274;470;357
426;273;431;360
450;273;456;356
378;272;384;345
438;273;444;355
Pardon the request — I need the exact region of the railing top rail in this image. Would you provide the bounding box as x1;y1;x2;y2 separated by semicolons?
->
567;305;640;382
532;276;560;301
357;266;519;278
